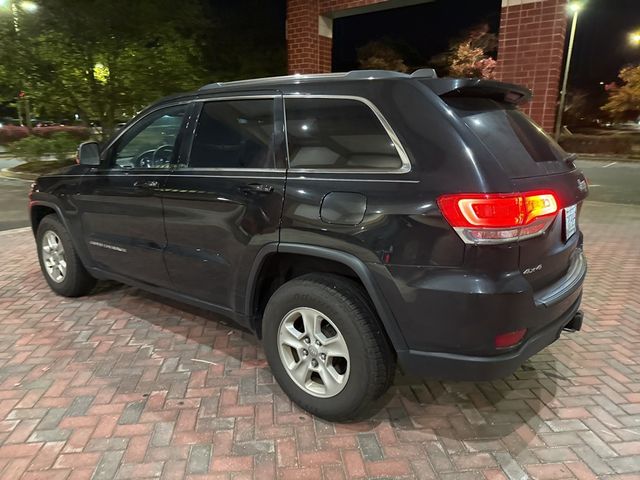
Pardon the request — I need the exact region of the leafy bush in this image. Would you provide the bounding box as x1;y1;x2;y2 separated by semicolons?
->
6;136;50;162
32;126;91;141
559;134;640;156
11;157;76;174
49;133;82;161
0;125;30;144
0;125;90;145
6;133;80;162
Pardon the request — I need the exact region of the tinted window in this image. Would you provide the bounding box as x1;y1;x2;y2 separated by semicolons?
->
113;105;186;169
284;98;403;170
444;97;571;178
188;99;275;169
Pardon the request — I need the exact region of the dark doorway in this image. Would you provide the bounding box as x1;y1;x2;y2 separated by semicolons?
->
332;0;501;72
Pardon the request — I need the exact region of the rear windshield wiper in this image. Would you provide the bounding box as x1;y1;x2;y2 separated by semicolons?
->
563;153;578;165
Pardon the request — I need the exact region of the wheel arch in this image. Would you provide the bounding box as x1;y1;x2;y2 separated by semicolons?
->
245;243;408;352
30;200;93;270
30;202;60;235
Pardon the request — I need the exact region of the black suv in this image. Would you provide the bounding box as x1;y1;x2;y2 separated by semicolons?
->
30;70;587;421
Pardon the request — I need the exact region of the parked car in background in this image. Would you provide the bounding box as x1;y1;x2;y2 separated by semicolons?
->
29;70;588;421
0;117;20;128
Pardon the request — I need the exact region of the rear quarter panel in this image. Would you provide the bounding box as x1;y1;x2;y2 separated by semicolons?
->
278;79;513;268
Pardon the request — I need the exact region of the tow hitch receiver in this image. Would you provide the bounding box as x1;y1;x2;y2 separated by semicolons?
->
563;311;583;333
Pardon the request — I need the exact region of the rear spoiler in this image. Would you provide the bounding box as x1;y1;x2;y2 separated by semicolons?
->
422;78;532;105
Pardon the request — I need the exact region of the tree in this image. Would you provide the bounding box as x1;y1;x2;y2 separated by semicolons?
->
198;0;286;81
0;9;43;127
563;90;590;126
602;64;640;121
0;0;208;137
357;40;409;72
431;24;497;79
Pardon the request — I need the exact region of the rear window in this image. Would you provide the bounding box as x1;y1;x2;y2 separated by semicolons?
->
444;97;570;178
284;97;404;170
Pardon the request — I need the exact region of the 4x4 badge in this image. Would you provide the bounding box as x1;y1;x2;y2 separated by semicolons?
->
523;264;543;275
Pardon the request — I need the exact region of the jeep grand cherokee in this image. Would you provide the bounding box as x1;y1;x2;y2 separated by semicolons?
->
30;69;587;421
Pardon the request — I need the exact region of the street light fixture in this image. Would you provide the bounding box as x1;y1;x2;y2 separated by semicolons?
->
0;0;38;29
630;31;640;47
554;1;584;141
20;0;37;13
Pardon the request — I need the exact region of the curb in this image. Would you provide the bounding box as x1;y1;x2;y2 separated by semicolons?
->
0;169;37;181
576;154;640;162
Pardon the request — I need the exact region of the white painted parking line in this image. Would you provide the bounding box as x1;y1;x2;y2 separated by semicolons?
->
602;162;617;168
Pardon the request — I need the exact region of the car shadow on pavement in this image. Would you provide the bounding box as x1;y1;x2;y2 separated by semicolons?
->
374;366;561;450
97;281;561;453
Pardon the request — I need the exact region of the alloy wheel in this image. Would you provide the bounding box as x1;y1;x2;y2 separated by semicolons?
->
277;307;350;398
42;230;67;283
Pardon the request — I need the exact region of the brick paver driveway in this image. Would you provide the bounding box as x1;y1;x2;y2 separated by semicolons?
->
0;201;638;480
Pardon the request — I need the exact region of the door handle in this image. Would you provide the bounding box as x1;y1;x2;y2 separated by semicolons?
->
133;180;159;189
241;183;274;194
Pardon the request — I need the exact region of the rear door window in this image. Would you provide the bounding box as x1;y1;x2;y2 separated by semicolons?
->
187;99;276;169
444;97;571;178
284;97;405;171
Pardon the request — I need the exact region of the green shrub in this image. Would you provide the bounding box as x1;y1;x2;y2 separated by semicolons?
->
0;125;90;145
49;133;81;161
7;133;79;162
32;126;91;141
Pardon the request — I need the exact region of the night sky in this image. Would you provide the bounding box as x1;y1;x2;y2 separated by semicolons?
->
569;0;640;88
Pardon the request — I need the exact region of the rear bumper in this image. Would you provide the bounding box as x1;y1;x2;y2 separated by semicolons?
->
370;249;587;380
397;298;582;380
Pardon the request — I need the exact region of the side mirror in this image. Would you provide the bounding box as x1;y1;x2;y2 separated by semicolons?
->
77;141;100;166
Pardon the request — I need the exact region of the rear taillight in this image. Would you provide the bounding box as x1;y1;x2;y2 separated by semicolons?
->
437;191;559;245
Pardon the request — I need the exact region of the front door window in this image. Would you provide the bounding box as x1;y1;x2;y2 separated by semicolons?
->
112;105;187;169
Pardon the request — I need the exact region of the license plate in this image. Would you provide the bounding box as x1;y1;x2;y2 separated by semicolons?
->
564;204;577;241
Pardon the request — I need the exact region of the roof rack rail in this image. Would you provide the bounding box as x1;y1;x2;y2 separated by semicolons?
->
343;70;410;80
199;72;347;90
198;70;412;91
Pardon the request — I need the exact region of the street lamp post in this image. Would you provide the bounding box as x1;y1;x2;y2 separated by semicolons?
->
554;1;583;141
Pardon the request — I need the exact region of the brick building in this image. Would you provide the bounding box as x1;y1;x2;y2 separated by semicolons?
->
286;0;569;132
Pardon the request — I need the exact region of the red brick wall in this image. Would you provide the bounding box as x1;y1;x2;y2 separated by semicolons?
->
287;0;322;74
319;35;333;72
495;0;568;132
287;0;387;74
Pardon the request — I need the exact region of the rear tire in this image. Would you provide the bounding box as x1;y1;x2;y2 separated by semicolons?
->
36;214;96;297
262;273;395;421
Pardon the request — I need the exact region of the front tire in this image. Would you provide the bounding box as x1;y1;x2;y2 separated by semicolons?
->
36;214;96;297
262;274;395;421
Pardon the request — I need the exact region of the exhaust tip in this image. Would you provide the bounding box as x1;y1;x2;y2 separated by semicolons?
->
563;310;583;333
